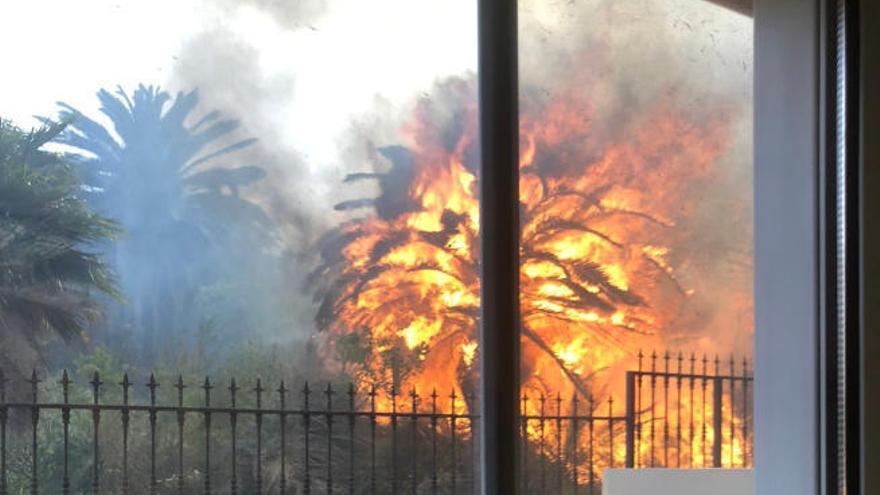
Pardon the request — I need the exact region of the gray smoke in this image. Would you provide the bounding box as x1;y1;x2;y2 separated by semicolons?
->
163;0;753;356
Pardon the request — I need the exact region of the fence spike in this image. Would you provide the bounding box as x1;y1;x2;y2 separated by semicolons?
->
229;376;239;495
347;382;356;495
29;369;40;402
368;383;377;405
278;380;290;410
60;370;71;402
609;395;616;470
29;369;40;495
59;369;71;495
148;373;159;395
121;373;131;403
255;378;265;408
538;393;546;491
170;374;182;495
120;373;132;494
391;384;399;495
146;371;159;494
555;392;564;491
303;381;311;406
90;371;102;398
89;371;102;494
409;386;419;495
431;388;439;494
279;379;289;495
229;377;239;405
450;389;459;492
302;380;312;494
324;382;334;405
369;383;378;494
203;375;213;494
466;390;477;493
410;386;419;408
676;353;684;468
256;378;266;495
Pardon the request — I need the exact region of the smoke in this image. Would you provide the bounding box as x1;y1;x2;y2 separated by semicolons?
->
161;0;752;360
161;0;480;345
516;0;754;357
164;4;334;341
213;0;327;28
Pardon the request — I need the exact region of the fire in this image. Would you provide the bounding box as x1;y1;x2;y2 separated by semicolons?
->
314;75;737;428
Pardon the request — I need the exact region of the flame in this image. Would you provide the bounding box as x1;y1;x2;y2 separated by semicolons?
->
314;74;747;467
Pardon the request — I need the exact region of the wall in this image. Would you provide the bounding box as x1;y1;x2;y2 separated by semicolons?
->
603;469;754;495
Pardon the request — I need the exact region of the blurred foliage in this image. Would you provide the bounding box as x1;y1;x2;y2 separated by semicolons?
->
0;118;120;391
49;85;289;362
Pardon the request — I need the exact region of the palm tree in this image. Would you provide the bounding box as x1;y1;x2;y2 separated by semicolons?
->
52;85;273;361
0;118;120;390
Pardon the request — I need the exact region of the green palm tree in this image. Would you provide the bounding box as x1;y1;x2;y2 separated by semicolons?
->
52;85;273;361
0;118;120;388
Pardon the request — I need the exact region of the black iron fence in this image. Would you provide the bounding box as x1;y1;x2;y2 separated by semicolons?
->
516;352;753;494
0;351;751;495
625;351;753;470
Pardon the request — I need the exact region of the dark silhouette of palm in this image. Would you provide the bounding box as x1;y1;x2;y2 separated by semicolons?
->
52;85;271;360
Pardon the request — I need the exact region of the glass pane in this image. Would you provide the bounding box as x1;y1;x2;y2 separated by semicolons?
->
0;1;478;492
518;0;753;491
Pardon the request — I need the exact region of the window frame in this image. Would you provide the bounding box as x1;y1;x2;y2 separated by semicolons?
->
753;0;822;492
476;0;874;493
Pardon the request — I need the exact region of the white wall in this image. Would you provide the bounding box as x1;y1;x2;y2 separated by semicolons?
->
603;469;754;495
753;0;821;493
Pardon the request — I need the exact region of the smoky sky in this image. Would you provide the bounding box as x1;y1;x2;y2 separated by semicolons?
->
163;0;753;351
167;17;331;337
215;0;327;27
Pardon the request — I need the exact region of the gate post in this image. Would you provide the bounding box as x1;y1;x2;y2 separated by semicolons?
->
713;376;723;467
625;371;636;468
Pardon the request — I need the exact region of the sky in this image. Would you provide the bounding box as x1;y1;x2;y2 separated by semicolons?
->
0;0;478;167
0;0;749;211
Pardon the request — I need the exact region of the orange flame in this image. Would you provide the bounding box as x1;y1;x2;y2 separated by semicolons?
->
314;75;744;467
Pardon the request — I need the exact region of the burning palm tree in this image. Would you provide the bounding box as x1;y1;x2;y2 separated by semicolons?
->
313;77;732;411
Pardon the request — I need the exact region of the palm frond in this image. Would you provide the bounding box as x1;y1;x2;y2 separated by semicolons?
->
0;118;121;343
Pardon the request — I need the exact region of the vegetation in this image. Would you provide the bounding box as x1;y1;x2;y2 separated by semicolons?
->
51;85;283;363
0;119;120;392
